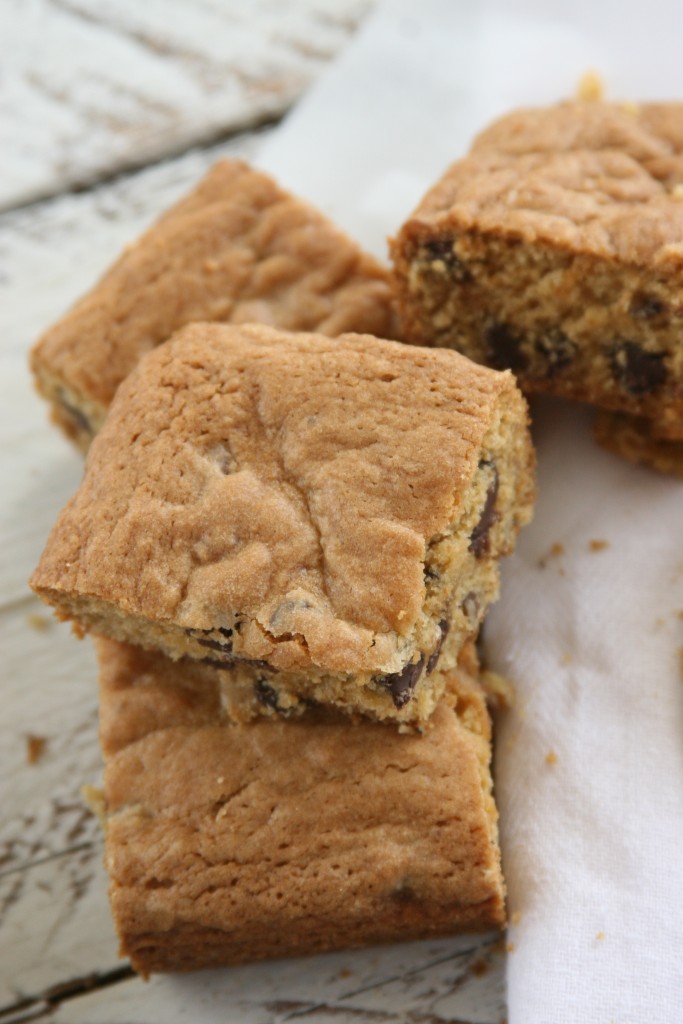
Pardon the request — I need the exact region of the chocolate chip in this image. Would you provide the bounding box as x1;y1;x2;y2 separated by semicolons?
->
609;341;667;395
375;655;425;710
535;329;576;378
255;679;281;711
423;239;471;281
426;620;449;675
198;657;227;669
199;653;275;672
469;463;499;559
485;323;529;372
629;293;666;320
424;565;440;582
390;882;418;904
187;626;233;653
57;390;93;437
196;636;233;653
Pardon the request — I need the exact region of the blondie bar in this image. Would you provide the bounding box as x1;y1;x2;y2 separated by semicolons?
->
391;100;683;439
98;638;505;973
31;160;397;449
31;324;534;725
594;411;683;478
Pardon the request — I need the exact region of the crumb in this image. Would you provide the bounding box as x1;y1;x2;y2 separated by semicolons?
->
480;669;515;712
506;942;515;953
545;750;558;765
589;539;609;552
26;613;50;632
82;785;106;827
26;734;47;765
510;911;522;925
538;542;565;568
471;958;489;977
576;70;604;102
338;967;352;979
560;654;572;666
596;931;605;941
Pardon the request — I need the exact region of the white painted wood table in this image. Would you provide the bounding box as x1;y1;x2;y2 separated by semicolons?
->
0;4;506;1020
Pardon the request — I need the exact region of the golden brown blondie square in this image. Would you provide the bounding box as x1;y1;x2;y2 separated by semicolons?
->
98;638;505;974
32;159;397;449
391;100;683;439
31;323;534;725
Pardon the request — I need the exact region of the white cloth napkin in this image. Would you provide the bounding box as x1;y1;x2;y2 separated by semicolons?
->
258;2;683;1020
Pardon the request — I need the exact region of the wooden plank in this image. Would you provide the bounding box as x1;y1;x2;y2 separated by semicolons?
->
6;930;505;1023
0;0;373;211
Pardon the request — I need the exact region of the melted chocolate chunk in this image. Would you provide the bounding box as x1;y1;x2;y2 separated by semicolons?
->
609;341;667;395
390;882;418;904
629;293;666;320
469;463;499;559
196;636;233;653
58;391;93;437
426;619;449;675
423;239;472;282
535;329;577;378
198;657;226;669
255;679;282;712
375;655;425;710
485;323;529;372
187;626;234;654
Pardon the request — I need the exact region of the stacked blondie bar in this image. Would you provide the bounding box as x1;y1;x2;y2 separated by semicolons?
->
30;163;535;972
391;100;683;477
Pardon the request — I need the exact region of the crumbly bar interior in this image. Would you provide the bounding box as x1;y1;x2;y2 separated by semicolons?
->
397;230;683;438
594;410;683;478
47;395;533;726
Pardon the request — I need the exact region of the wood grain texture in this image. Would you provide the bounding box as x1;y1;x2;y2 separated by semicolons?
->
1;54;505;1023
0;0;372;211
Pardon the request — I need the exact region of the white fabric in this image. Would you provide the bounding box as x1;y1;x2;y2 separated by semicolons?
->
257;2;683;1019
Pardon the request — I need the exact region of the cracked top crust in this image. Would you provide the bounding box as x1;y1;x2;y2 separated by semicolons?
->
402;100;683;266
31;323;526;675
31;159;397;413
